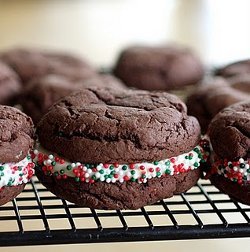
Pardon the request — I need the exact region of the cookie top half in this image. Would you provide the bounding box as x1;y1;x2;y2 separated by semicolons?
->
0;106;34;163
37;88;201;163
209;101;250;159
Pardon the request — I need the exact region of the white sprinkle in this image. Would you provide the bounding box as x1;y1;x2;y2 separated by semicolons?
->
106;178;111;183
87;169;92;174
233;167;238;171
85;173;90;178
239;158;244;163
71;163;76;168
48;154;54;159
95;172;101;179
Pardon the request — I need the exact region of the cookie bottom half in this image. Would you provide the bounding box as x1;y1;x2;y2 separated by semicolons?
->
0;183;26;206
210;174;250;205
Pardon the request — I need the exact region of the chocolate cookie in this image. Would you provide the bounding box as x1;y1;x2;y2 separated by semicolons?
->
20;74;126;124
33;88;209;209
0;48;97;85
0;105;35;206
0;60;21;105
186;76;250;133
215;59;250;78
114;45;204;91
207;101;250;205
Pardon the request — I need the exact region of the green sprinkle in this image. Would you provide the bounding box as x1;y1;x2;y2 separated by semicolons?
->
122;165;127;171
130;177;136;182
0;172;4;176
247;169;250;173
153;161;159;165
142;174;146;179
243;175;247;180
110;165;114;170
233;178;237;182
111;171;115;175
7;182;12;186
99;169;104;174
194;147;200;153
92;175;96;180
131;170;136;175
54;172;59;177
46;171;51;176
0;166;4;171
165;161;170;166
19;173;23;176
18;166;22;171
66;165;72;170
194;162;199;167
86;164;90;168
185;156;189;159
156;172;161;177
60;169;65;174
75;177;80;182
104;175;109;179
51;161;56;166
165;169;171;175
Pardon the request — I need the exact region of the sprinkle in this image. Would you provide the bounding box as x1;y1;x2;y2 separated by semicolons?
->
32;141;208;184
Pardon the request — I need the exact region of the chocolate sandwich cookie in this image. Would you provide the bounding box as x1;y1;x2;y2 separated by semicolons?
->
33;88;209;209
186;76;250;133
207;101;250;205
114;45;204;91
20;74;126;124
0;106;35;205
0;48;97;85
0;61;21;105
215;59;250;78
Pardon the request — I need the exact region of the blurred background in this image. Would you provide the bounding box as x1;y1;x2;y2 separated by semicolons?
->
0;0;250;251
1;0;250;68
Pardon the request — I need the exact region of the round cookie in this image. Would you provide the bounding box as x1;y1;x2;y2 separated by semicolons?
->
33;87;209;209
114;45;204;91
20;74;126;124
0;48;97;85
215;59;250;78
207;101;250;205
0;106;35;205
0;60;21;105
186;76;250;133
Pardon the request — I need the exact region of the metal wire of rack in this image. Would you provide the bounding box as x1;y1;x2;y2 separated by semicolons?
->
0;177;250;247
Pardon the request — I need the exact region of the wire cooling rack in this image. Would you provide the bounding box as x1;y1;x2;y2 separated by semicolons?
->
0;177;250;247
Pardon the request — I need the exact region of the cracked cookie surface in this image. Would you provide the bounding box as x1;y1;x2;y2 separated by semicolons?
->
37;87;201;163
